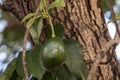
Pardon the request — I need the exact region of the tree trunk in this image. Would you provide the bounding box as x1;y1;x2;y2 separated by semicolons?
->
1;0;120;80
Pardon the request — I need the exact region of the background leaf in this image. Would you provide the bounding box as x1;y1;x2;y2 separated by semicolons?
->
3;26;24;42
9;70;21;80
0;58;17;80
27;44;45;79
46;23;64;39
115;12;120;20
48;0;65;9
101;0;109;13
64;39;88;80
16;52;24;78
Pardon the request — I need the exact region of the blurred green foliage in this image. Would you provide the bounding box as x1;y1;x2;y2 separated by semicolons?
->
3;26;24;43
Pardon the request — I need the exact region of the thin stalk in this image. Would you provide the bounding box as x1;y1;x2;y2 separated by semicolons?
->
22;27;31;80
44;0;56;38
48;14;56;37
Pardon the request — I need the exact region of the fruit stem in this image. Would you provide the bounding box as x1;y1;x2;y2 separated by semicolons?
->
52;71;56;80
44;0;56;38
48;13;56;38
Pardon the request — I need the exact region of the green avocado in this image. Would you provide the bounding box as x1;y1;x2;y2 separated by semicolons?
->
41;37;66;71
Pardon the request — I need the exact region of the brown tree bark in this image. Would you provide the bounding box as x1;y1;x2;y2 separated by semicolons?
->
1;0;120;80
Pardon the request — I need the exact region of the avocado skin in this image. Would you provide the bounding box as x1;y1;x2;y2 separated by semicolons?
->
41;37;66;71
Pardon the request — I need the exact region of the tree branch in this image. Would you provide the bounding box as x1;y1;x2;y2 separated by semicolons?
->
87;39;120;80
22;3;40;80
22;27;31;80
87;0;120;80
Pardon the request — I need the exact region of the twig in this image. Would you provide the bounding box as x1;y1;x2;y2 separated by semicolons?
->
22;2;40;80
87;39;120;80
22;27;31;80
109;0;120;38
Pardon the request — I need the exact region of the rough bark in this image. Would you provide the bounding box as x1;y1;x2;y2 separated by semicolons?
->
1;0;120;80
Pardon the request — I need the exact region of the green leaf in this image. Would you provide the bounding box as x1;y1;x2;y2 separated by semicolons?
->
3;58;17;73
0;58;17;80
41;72;53;80
27;44;45;79
29;17;43;44
3;26;24;42
46;23;64;39
37;18;43;38
21;13;37;23
26;15;41;28
48;0;65;9
40;0;46;10
16;52;24;78
54;23;64;38
64;39;88;80
56;65;77;80
42;65;77;80
9;70;19;80
16;77;23;80
115;12;120;20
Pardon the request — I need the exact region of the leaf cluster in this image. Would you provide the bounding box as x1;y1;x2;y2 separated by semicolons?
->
0;40;88;80
21;0;65;44
0;24;88;80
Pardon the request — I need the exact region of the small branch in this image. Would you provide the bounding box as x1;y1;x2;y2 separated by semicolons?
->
109;0;120;38
22;3;41;80
87;39;120;80
22;27;31;80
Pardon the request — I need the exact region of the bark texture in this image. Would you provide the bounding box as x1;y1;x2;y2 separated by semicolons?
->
1;0;120;80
